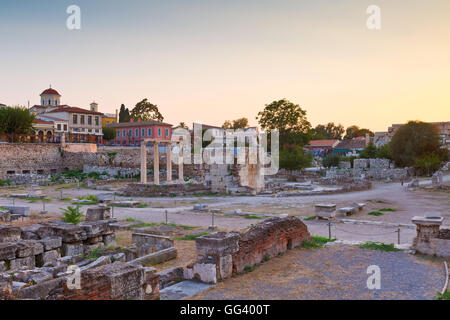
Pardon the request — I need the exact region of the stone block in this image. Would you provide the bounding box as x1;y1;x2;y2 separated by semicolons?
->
158;266;184;289
0;209;11;222
36;249;61;267
62;242;84;257
192;263;217;284
315;203;336;220
80;255;111;272
2;206;30;217
111;252;126;262
195;232;240;257
86;206;111;222
0;243;18;261
132;233;173;252
16;240;44;258
336;207;358;217
10;256;35;270
79;220;111;238
0;261;6;272
129;247;177;266
16;278;63;300
38;222;87;242
0;225;22;242
103;233;116;247
194;204;208;211
39;237;62;251
84;242;104;254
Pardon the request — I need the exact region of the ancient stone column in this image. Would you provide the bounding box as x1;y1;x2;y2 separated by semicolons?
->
166;143;172;183
154;142;160;185
141;142;147;184
178;143;184;183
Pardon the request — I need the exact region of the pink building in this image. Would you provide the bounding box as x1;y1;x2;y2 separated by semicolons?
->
106;119;173;146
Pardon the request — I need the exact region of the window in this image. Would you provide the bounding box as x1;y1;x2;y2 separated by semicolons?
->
142;129;145;137
63;124;67;131
73;115;78;124
95;117;99;126
42;100;44;105
128;130;132;137
80;115;85;125
88;116;92;125
158;128;161;136
117;131;120;138
135;129;139;137
148;128;152;136
55;100;58;105
165;128;169;137
48;99;51;105
57;124;61;131
122;130;125;137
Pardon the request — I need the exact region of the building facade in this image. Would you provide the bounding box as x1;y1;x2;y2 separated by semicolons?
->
107;119;172;146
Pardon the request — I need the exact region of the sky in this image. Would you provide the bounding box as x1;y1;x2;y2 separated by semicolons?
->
0;0;449;132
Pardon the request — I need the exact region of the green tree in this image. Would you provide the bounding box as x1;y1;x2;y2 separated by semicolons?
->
222;118;249;130
102;127;116;141
323;153;341;168
257;99;311;147
310;122;345;140
118;104;130;123
360;142;377;159
0;106;35;142
390;121;445;167
344;125;374;139
375;143;392;159
131;99;164;122
178;122;189;129
280;146;313;179
414;153;443;176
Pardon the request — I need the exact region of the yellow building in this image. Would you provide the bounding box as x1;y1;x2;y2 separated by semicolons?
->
102;111;118;127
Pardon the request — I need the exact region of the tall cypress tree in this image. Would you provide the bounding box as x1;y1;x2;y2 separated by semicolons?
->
118;104;130;123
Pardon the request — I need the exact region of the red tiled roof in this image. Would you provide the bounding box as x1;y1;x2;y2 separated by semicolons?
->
33;119;53;125
306;139;339;147
41;88;60;95
46;106;102;115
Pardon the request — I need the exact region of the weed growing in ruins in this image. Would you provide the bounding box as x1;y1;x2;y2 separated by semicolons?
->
303;216;316;221
175;232;210;241
0;179;12;187
301;236;336;249
359;242;400;252
436;291;450;300
368;211;384;216
83;248;104;260
72;195;99;205
243;265;256;273
244;215;263;220
61;206;84;225
379;208;397;212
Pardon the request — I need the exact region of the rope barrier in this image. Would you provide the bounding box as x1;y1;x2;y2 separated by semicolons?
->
331;224;398;236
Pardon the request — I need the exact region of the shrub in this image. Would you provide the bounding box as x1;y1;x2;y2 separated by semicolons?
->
359;242;400;252
323;153;341;168
61;206;84;225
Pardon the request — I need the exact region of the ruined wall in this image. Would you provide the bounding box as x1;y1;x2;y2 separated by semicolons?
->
185;217;311;283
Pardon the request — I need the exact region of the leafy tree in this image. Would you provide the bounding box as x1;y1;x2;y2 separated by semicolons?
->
257;99;311;147
375;143;392;159
390;121;445;167
323;153;341;168
178;122;189;129
0;106;35;142
414;153;443;176
344;125;374;139
102;127;116;141
310;122;345;140
360;142;377;159
222;118;249;130
118;104;130;123
280;146;313;179
131;99;164;122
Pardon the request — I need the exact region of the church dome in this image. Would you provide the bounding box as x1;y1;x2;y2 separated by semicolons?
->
41;88;60;96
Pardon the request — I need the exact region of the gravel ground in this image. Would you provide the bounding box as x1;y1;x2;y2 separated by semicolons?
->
193;245;445;300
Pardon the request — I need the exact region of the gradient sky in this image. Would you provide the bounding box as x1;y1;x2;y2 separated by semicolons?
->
0;0;449;132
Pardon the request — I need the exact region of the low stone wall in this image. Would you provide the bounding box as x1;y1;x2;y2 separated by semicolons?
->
412;216;450;258
184;217;311;283
119;182;211;197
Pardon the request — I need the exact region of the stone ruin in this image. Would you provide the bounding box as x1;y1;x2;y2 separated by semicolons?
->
327;158;410;181
412;214;450;258
431;161;449;188
183;217;311;284
0;206;177;300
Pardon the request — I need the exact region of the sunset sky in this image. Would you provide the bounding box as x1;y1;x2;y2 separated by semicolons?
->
1;0;449;132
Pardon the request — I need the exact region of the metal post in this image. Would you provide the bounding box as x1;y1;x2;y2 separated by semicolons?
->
165;210;168;224
212;211;215;228
397;227;401;245
12;198;15;206
328;221;332;240
60;190;63;200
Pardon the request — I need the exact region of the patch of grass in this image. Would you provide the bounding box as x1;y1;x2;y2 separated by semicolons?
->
243;265;256;273
379;208;397;212
303;216;316;221
136;203;149;208
376;200;387;204
71;201;99;206
301;236;336;249
244;215;263;220
359;241;400;252
83;248;103;260
175;232;211;241
436;291;450;300
368;211;384;216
